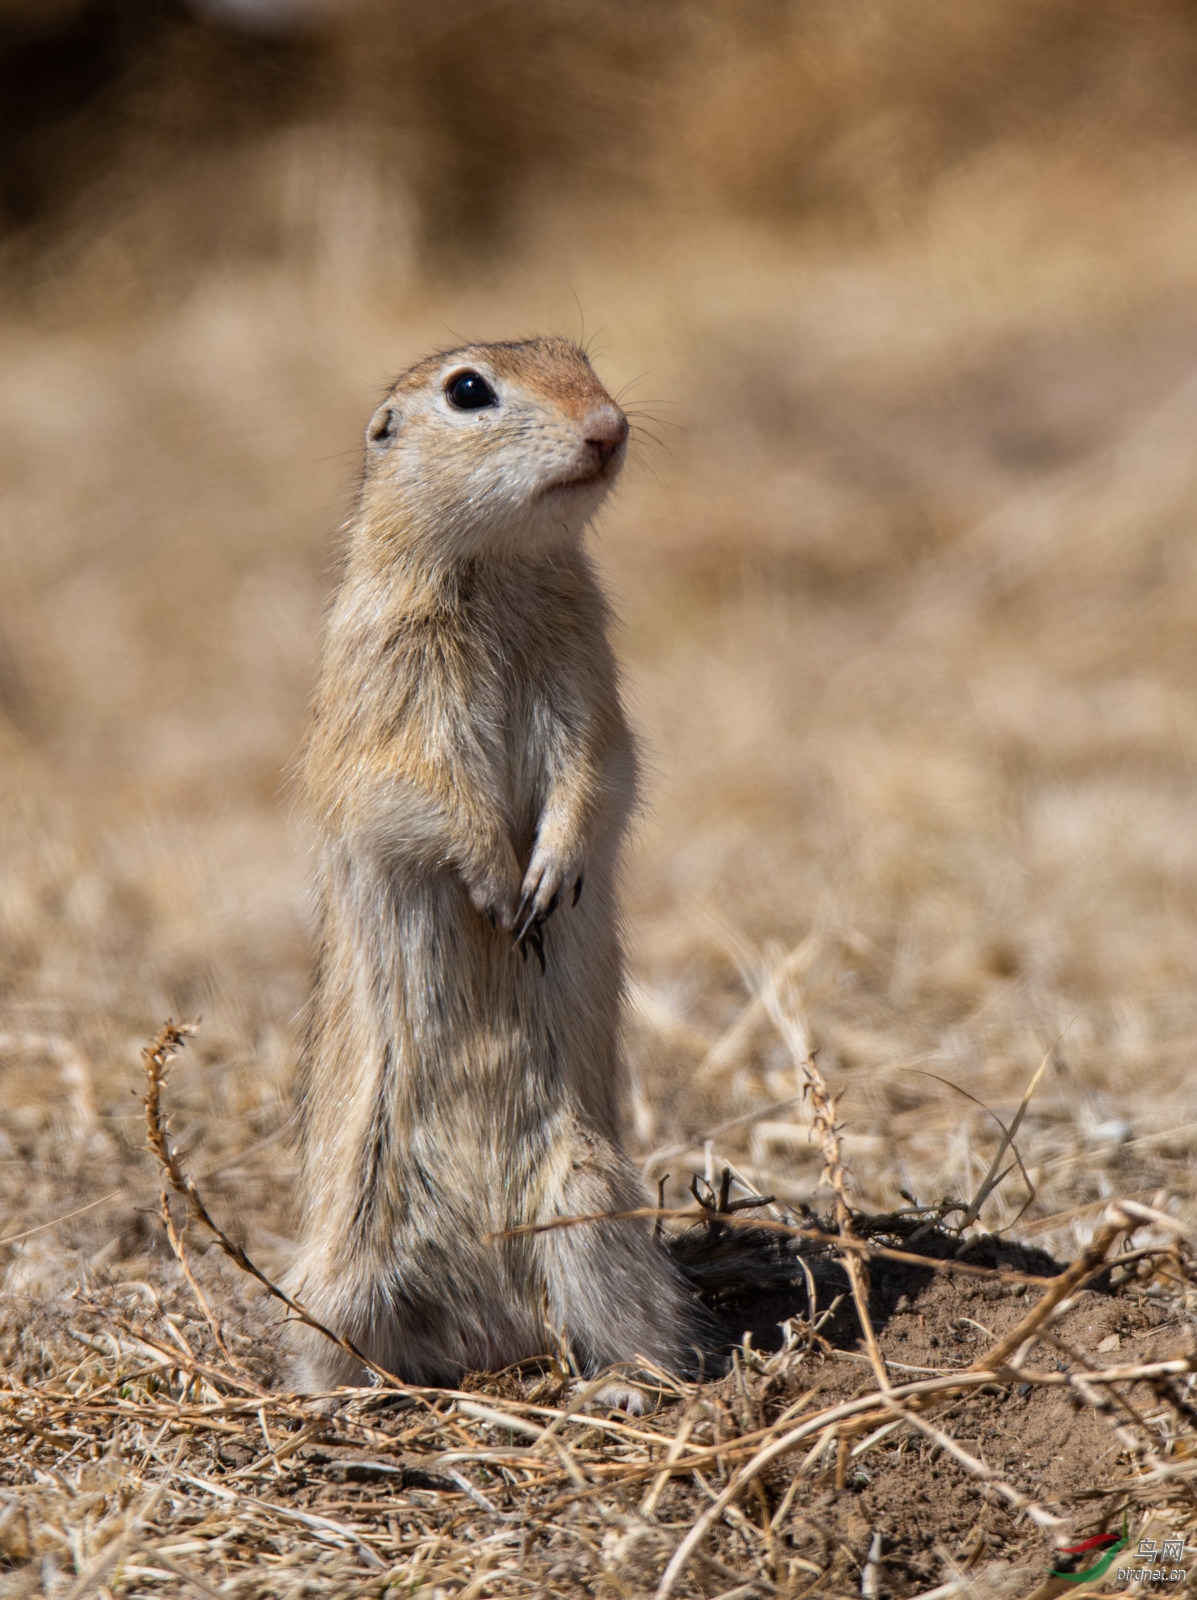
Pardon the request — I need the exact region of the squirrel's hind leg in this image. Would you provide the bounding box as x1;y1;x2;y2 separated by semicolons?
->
283;1260;460;1393
286;1250;551;1393
536;1144;700;1380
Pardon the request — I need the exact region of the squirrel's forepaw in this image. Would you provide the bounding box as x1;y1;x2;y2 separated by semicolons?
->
467;848;522;934
512;844;584;971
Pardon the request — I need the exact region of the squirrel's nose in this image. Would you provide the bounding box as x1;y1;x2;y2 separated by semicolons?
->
584;408;629;469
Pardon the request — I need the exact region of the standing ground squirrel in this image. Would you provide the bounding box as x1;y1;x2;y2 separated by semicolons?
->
288;337;697;1394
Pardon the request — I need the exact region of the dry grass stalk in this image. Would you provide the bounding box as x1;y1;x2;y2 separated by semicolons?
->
753;977;891;1397
953;1049;1050;1234
158;1195;248;1381
505;1204;1102;1287
142;1018;405;1392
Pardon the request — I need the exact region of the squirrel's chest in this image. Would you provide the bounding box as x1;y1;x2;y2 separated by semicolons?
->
451;587;589;839
464;671;548;849
470;641;568;837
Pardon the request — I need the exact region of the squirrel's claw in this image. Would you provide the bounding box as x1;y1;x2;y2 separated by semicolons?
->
513;845;583;971
513;902;539;950
512;877;562;952
513;919;547;974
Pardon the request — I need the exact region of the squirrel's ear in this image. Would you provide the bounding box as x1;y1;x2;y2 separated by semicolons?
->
367;401;399;453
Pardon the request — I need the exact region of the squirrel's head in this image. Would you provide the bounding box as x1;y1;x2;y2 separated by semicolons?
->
360;337;629;562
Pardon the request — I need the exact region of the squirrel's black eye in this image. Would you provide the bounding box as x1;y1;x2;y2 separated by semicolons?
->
445;370;497;411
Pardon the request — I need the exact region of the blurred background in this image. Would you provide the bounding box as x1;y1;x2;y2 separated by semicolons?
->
4;0;1197;1281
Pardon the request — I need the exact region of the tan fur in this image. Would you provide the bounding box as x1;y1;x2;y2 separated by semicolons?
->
288;337;696;1390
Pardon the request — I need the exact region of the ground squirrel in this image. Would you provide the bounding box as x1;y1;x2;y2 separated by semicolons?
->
288;337;696;1394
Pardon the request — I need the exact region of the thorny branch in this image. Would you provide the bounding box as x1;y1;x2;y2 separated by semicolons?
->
142;1019;404;1391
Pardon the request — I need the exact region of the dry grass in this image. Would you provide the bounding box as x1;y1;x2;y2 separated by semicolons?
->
0;1018;1194;1598
4;1;1197;1592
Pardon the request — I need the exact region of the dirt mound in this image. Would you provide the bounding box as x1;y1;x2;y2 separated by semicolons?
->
635;1212;1189;1591
750;1277;1178;1593
673;1212;1064;1360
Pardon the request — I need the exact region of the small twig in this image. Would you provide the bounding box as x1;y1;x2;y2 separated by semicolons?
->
497;1204;1072;1284
861;1529;883;1599
756;981;890;1391
966;1215;1125;1372
641;1401;698;1517
912;1043;1053;1236
1110;1198;1190;1237
885;1407;1066;1530
0;1191;121;1248
176;1469;388;1570
1038;1328;1173;1481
